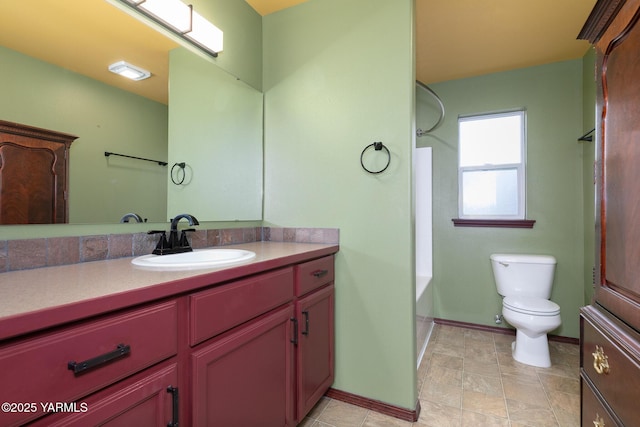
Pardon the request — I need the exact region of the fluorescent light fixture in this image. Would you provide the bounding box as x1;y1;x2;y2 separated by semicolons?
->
138;0;191;33
118;0;223;57
108;61;151;81
187;10;224;54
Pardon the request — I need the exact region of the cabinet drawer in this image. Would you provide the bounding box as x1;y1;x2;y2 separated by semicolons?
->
581;375;620;427
581;316;640;427
29;362;178;427
295;256;335;296
0;301;178;427
190;267;294;346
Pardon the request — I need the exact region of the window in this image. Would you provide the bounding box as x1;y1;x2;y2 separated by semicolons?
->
458;110;526;221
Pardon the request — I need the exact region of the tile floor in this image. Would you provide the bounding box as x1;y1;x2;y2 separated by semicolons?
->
299;323;580;427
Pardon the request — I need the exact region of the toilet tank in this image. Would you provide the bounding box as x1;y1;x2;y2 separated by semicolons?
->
490;254;557;298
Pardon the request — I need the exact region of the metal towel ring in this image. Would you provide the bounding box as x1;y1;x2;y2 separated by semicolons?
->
360;142;390;174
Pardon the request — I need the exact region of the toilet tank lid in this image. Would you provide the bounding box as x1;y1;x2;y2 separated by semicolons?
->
490;253;556;265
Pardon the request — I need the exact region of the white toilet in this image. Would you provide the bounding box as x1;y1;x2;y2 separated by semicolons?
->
490;253;561;368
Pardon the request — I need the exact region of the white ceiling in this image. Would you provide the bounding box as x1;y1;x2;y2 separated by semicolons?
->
0;0;597;104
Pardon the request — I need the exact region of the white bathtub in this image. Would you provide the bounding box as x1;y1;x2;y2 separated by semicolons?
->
416;274;434;367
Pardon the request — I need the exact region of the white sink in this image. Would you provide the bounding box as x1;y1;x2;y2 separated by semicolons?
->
132;248;256;270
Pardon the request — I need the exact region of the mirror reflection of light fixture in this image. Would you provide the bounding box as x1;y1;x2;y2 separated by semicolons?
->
117;0;223;57
108;61;151;81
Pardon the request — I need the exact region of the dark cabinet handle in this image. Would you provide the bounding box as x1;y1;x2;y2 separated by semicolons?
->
312;269;328;278
167;386;179;427
290;317;298;345
67;343;130;374
302;311;310;336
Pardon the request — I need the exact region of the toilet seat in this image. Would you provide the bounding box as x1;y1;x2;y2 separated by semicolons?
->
503;296;560;316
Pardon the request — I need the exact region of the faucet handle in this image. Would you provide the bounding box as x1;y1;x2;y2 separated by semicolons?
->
179;228;196;247
148;230;171;255
147;230;166;235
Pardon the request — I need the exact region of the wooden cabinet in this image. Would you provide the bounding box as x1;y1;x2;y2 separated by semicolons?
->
0;301;178;427
191;305;296;426
294;256;335;421
579;0;640;425
29;363;179;427
188;257;336;426
0;252;336;427
296;285;334;420
0;120;77;224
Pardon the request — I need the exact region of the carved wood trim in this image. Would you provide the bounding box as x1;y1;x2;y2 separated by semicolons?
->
0;120;78;145
578;0;627;42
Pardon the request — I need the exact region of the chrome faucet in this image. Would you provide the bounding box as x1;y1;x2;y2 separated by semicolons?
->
148;213;199;255
120;212;144;223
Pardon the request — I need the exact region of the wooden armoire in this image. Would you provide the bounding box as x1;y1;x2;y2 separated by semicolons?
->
579;0;640;425
0;121;78;224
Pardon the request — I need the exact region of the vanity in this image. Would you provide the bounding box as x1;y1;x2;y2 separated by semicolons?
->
0;241;337;427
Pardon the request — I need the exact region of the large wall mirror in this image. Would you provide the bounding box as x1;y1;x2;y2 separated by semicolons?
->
0;0;263;226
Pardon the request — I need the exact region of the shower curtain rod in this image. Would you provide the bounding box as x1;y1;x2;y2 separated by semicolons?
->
416;80;445;136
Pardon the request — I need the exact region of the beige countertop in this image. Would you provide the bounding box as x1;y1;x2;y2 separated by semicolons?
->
0;241;338;340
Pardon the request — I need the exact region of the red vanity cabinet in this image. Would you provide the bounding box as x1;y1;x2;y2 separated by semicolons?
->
294;256;335;422
0;245;337;427
191;305;296;426
29;362;179;427
188;267;296;426
0;301;178;427
187;256;336;426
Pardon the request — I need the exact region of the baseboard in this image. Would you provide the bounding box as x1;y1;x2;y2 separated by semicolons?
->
325;388;420;422
433;318;580;345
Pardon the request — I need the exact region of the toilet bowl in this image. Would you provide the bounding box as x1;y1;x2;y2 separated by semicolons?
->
490;254;562;368
502;296;561;367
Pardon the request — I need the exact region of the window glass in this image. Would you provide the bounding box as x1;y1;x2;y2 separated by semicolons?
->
458;110;525;219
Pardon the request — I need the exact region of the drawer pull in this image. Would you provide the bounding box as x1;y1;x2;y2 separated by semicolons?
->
593;413;605;427
312;269;329;278
302;311;310;336
67;343;131;374
290;317;298;346
592;345;610;375
167;386;179;427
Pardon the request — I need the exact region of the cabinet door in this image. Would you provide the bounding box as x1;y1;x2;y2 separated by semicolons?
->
192;305;295;427
30;363;178;427
593;0;640;331
296;284;334;421
0;121;76;224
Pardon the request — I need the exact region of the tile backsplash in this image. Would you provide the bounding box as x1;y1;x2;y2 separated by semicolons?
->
0;227;339;273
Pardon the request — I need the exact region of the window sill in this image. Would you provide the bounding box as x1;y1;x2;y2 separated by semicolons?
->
452;219;536;228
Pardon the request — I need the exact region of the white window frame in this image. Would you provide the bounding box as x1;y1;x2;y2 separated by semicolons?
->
457;110;526;220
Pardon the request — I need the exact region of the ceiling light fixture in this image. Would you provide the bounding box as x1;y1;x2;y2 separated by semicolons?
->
108;61;151;81
117;0;223;57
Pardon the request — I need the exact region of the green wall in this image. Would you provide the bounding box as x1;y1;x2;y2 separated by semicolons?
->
263;0;417;410
0;45;168;225
167;48;263;221
190;0;262;91
418;59;587;339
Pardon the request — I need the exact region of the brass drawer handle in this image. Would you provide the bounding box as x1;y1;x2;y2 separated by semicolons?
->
593;413;605;427
592;345;610;375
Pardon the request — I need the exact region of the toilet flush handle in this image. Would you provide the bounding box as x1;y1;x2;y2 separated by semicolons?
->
499;261;509;267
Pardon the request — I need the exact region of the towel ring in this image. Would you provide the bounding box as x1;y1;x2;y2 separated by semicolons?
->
360;142;390;174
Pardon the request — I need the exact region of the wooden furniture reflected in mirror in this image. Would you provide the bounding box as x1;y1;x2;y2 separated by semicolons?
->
0;120;78;224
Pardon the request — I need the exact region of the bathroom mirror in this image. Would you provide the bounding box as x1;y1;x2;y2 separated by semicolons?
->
0;0;263;225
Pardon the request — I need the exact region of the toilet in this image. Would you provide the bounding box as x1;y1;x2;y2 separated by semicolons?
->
490;253;561;368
